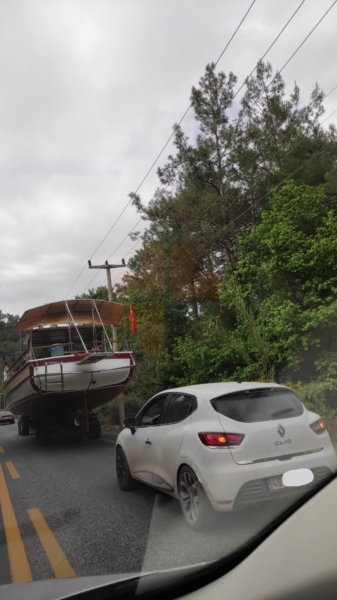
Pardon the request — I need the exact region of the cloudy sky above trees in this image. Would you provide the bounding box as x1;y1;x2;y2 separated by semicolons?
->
0;0;336;316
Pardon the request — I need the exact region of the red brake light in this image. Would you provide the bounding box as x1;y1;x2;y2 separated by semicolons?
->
198;432;244;447
310;419;326;435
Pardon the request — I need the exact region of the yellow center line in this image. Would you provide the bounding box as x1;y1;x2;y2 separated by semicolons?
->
6;462;20;479
0;447;4;453
0;464;32;583
28;508;76;579
99;438;116;444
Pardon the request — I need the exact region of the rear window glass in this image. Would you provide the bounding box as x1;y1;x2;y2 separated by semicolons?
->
212;388;304;423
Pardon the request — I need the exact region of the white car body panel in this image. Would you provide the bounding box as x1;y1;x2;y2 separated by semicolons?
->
122;425;158;484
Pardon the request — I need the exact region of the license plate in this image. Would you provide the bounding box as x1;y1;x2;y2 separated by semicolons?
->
269;476;285;492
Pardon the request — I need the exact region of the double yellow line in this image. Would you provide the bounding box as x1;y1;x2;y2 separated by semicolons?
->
0;465;31;582
0;462;75;583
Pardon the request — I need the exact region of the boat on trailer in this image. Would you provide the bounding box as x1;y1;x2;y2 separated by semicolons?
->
4;299;135;444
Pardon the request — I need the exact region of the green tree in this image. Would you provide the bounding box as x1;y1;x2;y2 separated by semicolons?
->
130;62;335;282
173;180;337;393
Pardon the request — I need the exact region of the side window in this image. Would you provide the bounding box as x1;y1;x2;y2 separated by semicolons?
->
161;394;195;425
137;394;168;427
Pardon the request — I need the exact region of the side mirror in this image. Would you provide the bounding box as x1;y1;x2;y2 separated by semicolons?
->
124;417;136;434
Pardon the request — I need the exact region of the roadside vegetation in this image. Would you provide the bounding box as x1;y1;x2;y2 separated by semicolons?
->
0;312;20;394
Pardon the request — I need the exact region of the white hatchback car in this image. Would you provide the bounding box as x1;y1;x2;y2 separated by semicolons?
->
116;382;337;529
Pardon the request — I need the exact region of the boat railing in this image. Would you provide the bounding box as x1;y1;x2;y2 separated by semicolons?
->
8;340;132;378
10;348;32;374
9;342;76;376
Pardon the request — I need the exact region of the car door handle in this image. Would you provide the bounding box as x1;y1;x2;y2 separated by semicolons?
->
145;439;152;445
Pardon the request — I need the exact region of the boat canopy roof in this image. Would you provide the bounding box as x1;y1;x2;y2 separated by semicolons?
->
13;299;125;332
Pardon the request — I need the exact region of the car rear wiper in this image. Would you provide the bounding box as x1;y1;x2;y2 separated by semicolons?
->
271;408;295;417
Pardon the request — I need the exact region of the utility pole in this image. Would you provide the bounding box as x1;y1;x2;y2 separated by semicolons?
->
88;258;126;430
88;259;125;351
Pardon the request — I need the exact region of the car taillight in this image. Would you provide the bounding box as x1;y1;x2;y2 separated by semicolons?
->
310;419;326;435
198;432;244;447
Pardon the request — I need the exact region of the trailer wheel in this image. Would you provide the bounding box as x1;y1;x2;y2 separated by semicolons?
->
36;423;49;446
21;415;30;436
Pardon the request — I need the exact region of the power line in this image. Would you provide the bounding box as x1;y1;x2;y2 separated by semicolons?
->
213;0;257;67
152;0;337;233
79;0;336;298
183;0;336;192
148;0;328;211
233;0;306;99
321;108;337;124
80;0;307;297
324;84;337;100
91;0;257;254
267;0;337;85
64;0;256;300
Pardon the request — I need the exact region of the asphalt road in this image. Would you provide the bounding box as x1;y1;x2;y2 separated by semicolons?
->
0;423;283;586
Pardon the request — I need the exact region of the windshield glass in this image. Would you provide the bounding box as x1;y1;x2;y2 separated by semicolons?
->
0;0;337;596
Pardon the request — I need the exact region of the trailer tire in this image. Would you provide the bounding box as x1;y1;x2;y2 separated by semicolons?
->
20;415;30;436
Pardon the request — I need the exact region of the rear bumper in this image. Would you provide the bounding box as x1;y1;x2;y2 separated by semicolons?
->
190;445;337;512
232;466;332;511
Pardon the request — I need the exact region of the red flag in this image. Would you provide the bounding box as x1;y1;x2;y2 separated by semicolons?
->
129;304;137;333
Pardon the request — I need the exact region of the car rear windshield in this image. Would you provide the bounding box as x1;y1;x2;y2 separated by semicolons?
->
212;388;304;423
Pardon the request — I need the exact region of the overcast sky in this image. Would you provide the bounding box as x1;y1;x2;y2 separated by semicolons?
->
0;0;336;316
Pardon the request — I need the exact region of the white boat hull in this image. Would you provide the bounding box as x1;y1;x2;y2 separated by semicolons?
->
5;352;135;418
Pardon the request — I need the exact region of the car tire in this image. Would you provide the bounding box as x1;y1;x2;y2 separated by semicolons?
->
20;415;30;436
178;465;215;530
116;446;137;491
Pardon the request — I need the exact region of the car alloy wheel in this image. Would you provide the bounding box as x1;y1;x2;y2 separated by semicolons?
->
178;466;214;530
180;470;199;523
